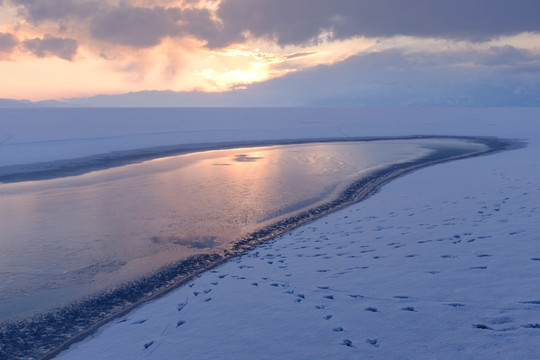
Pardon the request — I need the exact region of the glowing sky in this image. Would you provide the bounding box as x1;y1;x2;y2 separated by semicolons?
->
0;0;539;104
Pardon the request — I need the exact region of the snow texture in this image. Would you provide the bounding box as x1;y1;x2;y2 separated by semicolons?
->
1;107;539;359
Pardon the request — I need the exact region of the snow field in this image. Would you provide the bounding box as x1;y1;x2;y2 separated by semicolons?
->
55;115;540;359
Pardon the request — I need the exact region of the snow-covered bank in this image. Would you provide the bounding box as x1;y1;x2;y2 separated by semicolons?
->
51;110;540;360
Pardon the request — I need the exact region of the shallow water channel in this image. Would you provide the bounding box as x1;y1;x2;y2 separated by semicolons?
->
0;139;487;320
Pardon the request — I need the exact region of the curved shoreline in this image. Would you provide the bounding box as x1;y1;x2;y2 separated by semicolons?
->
0;136;516;360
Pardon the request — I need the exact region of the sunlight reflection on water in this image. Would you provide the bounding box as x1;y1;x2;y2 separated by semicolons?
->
0;139;485;319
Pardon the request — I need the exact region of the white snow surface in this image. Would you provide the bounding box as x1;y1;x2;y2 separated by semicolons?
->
1;107;539;359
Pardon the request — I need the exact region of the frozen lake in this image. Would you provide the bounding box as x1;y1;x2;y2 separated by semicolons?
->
0;139;487;320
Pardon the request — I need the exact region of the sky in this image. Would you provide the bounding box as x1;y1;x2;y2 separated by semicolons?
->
0;0;539;106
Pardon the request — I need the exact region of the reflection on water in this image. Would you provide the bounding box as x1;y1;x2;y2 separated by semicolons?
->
0;139;485;319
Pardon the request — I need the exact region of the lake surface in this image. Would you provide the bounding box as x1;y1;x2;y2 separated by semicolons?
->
0;139;487;320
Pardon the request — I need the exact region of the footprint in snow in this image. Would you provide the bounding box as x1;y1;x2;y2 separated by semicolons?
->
131;319;147;325
341;339;353;347
176;320;186;327
365;338;379;347
473;324;492;330
365;307;379;312
520;300;540;305
447;303;465;308
401;307;417;312
332;327;344;332
522;323;540;329
144;341;154;349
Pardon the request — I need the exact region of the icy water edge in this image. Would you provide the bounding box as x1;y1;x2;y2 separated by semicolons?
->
0;136;510;360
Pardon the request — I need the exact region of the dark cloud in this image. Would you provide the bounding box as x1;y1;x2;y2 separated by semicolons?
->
0;32;18;54
12;0;100;23
12;1;219;48
214;0;540;46
23;35;78;60
9;0;540;50
89;5;217;48
89;6;182;47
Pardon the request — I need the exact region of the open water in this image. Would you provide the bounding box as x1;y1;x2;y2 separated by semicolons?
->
0;139;487;320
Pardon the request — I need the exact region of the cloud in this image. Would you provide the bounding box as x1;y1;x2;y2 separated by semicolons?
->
214;0;540;46
9;0;540;52
13;0;540;52
11;1;219;48
23;35;78;60
0;32;18;55
62;43;540;107
89;6;182;47
479;45;538;67
12;0;100;23
89;5;218;48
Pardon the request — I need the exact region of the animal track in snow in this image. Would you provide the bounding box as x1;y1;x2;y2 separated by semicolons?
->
401;307;417;312
365;338;379;347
